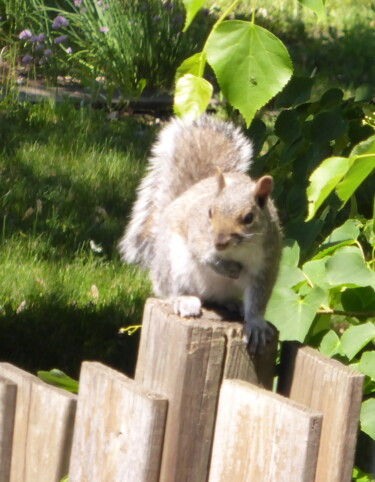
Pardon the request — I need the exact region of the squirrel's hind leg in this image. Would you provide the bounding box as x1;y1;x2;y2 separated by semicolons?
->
173;295;202;318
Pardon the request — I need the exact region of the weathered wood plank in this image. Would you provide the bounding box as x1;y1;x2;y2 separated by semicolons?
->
0;377;17;482
69;361;167;482
0;363;77;482
278;342;365;482
135;298;278;482
209;379;322;482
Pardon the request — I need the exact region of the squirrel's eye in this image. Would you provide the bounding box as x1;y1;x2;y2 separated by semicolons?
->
242;212;254;225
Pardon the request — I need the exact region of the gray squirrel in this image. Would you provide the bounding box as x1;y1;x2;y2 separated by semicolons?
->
119;115;282;352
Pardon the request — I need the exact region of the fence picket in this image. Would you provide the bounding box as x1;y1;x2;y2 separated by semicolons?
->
0;363;77;482
68;361;168;482
209;379;322;482
0;377;17;482
278;342;365;482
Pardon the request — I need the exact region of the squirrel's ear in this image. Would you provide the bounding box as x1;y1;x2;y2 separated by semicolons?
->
215;167;226;193
253;175;273;207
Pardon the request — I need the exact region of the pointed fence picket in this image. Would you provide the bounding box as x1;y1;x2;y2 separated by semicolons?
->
0;298;364;482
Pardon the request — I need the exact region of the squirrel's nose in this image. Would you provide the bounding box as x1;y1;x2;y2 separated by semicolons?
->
214;233;230;251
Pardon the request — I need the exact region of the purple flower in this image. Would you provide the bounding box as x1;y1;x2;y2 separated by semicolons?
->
99;26;109;33
66;47;72;54
21;54;33;64
52;15;69;29
97;1;102;5
54;35;68;44
35;44;44;51
30;33;45;43
74;0;82;5
19;29;32;40
44;49;52;56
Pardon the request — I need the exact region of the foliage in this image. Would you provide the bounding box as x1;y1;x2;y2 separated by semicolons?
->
0;0;211;100
176;1;375;478
38;368;79;393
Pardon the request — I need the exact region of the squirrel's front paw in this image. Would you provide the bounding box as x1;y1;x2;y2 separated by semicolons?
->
173;296;202;318
244;316;275;354
208;257;243;279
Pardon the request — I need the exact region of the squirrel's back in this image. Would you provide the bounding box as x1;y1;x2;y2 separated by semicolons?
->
119;115;253;265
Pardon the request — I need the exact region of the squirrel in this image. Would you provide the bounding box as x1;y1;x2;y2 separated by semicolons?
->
118;115;282;352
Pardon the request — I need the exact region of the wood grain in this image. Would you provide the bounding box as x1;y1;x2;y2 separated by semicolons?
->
278;342;365;482
69;362;167;482
0;376;17;482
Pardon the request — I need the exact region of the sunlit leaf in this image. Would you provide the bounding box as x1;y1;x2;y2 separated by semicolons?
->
38;369;79;394
176;52;205;82
182;0;207;31
298;0;325;18
306;156;351;220
340;322;375;361
319;329;343;357
359;352;375;380
360;398;375;439
326;247;375;288
266;286;326;342
206;21;293;126
174;74;212;119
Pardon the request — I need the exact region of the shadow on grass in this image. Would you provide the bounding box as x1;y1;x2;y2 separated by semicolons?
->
0;297;146;379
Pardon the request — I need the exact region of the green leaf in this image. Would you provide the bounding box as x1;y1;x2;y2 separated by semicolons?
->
274;241;305;289
360;398;375;439
275;76;314;108
176;52;205;82
314;219;359;259
38;369;79;394
342;287;375;314
340;322;375;361
306;156;353;220
266;286;326;342
352;466;374;482
336;136;375;205
359;352;375;380
173;74;212;119
302;257;330;289
205;21;293;126
298;0;325;18
182;0;207;31
311;109;347;145
319;329;343;357
326;247;375;288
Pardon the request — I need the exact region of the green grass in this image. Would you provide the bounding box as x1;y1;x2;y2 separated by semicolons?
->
0;99;153;377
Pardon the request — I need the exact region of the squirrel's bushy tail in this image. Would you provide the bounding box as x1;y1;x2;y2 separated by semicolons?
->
119;115;253;265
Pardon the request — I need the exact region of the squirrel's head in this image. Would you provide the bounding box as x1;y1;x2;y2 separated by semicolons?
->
208;169;274;252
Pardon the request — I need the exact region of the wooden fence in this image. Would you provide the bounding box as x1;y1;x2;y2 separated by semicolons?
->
0;298;364;482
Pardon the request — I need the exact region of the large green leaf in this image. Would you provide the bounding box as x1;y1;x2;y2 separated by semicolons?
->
182;0;207;31
336;135;375;205
205;21;293;126
298;0;325;18
176;52;205;82
359;351;375;380
360;398;375;439
319;329;343;357
340;322;375;361
306;156;352;220
313;220;359;259
174;74;212;119
326;247;375;288
266;286;326;342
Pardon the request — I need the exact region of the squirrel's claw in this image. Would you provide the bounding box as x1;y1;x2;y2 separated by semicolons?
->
244;317;274;354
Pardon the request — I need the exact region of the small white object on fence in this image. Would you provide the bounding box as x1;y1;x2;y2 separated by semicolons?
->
68;361;168;482
0;363;77;482
209;379;322;482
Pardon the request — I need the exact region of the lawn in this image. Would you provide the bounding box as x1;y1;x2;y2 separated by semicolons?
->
0;100;154;377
